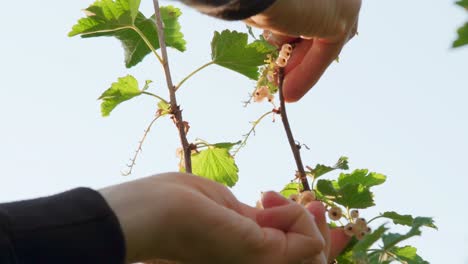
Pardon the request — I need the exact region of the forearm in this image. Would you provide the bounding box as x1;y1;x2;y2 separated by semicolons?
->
0;188;125;264
180;0;277;20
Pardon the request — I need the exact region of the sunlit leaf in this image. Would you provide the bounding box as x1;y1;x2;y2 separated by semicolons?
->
211;30;273;79
69;1;186;67
98;75;144;116
191;147;239;187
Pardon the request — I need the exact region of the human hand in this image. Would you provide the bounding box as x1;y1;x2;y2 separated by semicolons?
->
100;173;350;263
245;0;361;102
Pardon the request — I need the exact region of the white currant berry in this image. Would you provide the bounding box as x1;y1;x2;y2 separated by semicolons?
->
355;218;367;228
279;49;291;59
281;44;293;53
356;230;367;240
344;223;355;237
350;209;359;219
298;190;316;205
253;86;270;102
328;206;343;221
275;56;288;67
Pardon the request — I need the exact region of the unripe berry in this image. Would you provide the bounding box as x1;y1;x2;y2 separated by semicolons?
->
344;223;355;237
298;190;316;205
328;206;343;221
350;209;359;219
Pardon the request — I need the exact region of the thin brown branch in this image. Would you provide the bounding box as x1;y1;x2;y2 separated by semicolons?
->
152;0;192;173
277;69;311;191
122;114;161;176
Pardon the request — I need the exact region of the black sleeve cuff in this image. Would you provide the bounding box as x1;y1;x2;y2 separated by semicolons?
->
182;0;277;20
0;188;125;264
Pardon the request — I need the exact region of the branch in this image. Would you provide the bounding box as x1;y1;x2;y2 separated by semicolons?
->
232;110;274;157
122;114;161;176
152;0;192;173
277;69;311;191
175;61;215;91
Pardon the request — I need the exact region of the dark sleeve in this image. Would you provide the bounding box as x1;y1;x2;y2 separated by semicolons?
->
0;188;125;264
180;0;277;20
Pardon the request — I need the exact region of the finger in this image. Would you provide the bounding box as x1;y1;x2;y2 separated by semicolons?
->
329;228;351;260
283;38;346;102
261;191;292;209
305;202;331;258
262;30;298;48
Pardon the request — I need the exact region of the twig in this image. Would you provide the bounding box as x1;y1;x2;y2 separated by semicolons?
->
277;69;311;191
175;61;215;91
152;0;192;173
232;111;274;157
122;114;161;176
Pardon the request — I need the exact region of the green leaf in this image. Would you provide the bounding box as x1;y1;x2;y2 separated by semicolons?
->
390;246;429;264
211;30;272;80
211;141;241;151
335;183;375;209
316;179;374;209
280;182;302;198
157;100;171;116
453;22;468;48
380;212;437;229
191;147;239;187
456;0;468;8
353;225;388;262
316;180;337;196
337;169;386;188
98;75;143;116
69;1;186;67
382;217;436;250
308;156;349;180
335;237;358;264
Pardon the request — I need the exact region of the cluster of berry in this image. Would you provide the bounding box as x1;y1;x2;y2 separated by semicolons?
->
257;190;372;241
253;44;294;103
275;44;293;67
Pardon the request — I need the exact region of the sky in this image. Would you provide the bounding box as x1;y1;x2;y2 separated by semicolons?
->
0;0;467;263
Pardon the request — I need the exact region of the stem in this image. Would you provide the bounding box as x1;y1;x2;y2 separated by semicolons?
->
152;0;192;173
132;26;163;64
277;69;311;191
367;215;383;224
122;114;161;176
175;61;215;91
232;111;274;157
142;91;169;104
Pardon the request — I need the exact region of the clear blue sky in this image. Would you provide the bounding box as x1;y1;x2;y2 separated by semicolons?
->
1;0;467;262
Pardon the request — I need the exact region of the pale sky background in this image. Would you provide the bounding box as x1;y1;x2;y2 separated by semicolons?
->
0;0;467;263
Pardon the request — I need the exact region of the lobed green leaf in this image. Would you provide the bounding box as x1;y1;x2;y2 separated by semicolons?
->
453;22;468;48
69;1;186;67
308;156;349;180
390;246;429;264
211;30;273;80
337;169;386;188
98;75;144;116
191;147;239;187
280;182;302;198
